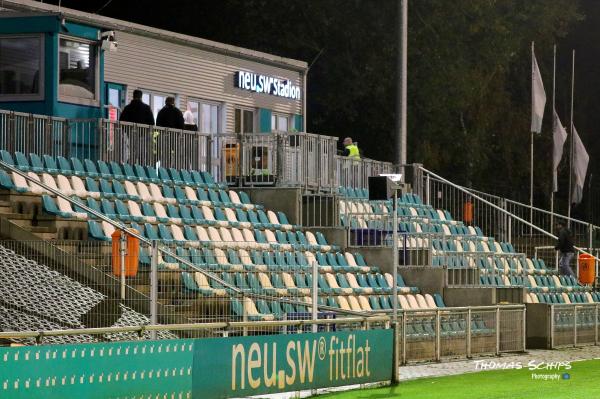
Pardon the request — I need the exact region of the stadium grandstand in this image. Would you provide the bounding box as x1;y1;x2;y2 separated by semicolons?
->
0;0;598;398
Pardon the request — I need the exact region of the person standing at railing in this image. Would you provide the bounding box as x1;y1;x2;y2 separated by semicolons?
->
555;220;575;276
156;97;184;130
120;89;155;126
342;137;361;159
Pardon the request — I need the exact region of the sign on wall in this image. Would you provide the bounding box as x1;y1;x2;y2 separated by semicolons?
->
0;329;392;399
234;71;301;100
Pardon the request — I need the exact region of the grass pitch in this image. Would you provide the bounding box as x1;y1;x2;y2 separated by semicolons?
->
320;359;600;399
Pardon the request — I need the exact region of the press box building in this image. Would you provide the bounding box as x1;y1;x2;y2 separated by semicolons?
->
0;0;307;134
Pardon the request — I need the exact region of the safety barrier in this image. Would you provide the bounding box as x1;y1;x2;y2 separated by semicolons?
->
0;110;394;193
550;303;600;348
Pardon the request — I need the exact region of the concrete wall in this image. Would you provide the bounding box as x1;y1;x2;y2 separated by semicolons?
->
444;287;524;307
242;187;302;225
526;303;551;349
353;247;394;274
306;227;348;251
400;267;446;295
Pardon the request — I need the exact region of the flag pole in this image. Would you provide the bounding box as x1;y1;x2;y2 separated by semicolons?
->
530;42;535;229
568;49;575;223
550;44;556;233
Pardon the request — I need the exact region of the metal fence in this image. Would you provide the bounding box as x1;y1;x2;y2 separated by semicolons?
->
0;110;394;193
398;305;525;363
550;303;600;348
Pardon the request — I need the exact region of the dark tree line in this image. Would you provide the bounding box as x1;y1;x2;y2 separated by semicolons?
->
50;0;597;218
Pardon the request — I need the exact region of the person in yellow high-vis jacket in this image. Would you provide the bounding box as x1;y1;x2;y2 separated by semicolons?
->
342;137;361;159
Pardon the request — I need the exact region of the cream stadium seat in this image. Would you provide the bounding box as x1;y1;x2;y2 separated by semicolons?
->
258;272;287;295
346;273;372;294
12;171;29;192
337;296;352;311
243;297;274;321
158;252;179;270
282;272;309;295
358;295;372;311
71;175;99;199
149;183;175;204
124;180;139;199
57;197;87;220
136;182;153;202
242;228;266;250
207;226;225;247
55;175;74;196
325;273;352;294
195;272;227;296
214;248;243;272
415;294;428;309
398;295;410;310
101;221;116;238
347;295;363;312
218;227;236;247
424;294;437;309
406;294;420;309
155;202;179;224
27;172;47;194
128;200;155;223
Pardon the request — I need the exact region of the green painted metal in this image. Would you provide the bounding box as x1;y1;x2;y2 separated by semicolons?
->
193;329;393;398
0;329;393;398
0;339;194;399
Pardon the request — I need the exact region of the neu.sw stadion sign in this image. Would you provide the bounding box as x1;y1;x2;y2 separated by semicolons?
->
234;71;302;100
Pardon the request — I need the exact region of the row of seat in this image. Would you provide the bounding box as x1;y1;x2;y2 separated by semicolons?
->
146;247;377;274
3;169;260;213
42;194;292;232
88;220;335;254
525;292;600;304
230;292;446;321
182;270;417;298
480;274;585;292
0;150;224;190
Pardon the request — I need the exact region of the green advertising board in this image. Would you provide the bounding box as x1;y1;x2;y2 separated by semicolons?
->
193;329;393;397
0;329;392;398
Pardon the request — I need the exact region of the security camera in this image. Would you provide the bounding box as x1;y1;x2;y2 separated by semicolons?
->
101;30;116;40
100;31;118;52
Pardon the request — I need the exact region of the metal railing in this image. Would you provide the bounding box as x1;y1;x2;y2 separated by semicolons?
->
550;303;600;348
419;166;600;274
0;110;394;193
0;303;525;365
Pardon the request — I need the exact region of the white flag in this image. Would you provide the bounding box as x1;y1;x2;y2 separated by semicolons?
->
552;110;567;192
531;44;546;133
571;126;589;204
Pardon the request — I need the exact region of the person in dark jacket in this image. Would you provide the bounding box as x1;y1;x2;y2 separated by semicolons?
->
119;89;155;125
156;97;184;129
555;220;575;276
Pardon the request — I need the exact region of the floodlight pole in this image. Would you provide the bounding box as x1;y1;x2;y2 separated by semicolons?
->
391;187;400;383
395;0;408;167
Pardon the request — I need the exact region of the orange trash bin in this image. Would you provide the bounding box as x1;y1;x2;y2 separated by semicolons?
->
463;201;473;224
578;254;596;285
111;228;140;277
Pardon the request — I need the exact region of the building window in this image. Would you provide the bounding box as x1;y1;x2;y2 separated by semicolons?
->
58;37;98;104
271;113;290;132
234;108;255;133
188;100;220;133
140;90;172;121
0;35;43;100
